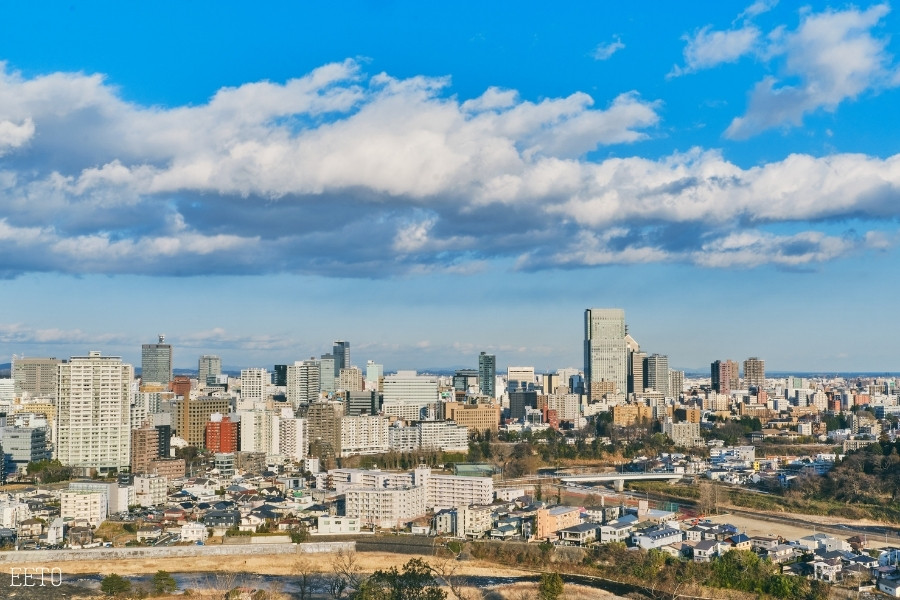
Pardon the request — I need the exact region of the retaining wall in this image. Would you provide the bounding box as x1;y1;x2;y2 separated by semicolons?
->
0;541;355;564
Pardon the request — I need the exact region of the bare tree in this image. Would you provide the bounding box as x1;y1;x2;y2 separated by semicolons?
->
294;556;317;600
329;549;365;600
427;556;483;600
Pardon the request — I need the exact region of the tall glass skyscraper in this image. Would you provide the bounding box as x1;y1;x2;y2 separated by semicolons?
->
478;351;496;398
141;335;173;384
584;308;626;399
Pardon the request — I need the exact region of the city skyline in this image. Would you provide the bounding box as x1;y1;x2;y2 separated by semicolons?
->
2;2;900;372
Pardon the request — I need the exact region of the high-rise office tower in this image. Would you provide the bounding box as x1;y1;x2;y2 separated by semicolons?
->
273;364;288;387
12;356;61;398
643;354;670;397
198;355;222;386
478;352;496;398
507;366;535;392
56;351;133;475
333;341;350;375
141;335;173;384
743;357;765;389
365;361;384;392
624;334;642;395
584;308;627;399
319;354;336;394
287;359;321;408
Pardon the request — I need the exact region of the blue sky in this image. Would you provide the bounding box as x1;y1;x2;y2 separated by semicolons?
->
1;1;899;373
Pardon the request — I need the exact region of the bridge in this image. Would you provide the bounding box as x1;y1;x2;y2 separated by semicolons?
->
559;472;684;491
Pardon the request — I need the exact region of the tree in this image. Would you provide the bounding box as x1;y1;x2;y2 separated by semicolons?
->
101;573;132;596
352;558;446;600
152;570;177;594
537;572;563;600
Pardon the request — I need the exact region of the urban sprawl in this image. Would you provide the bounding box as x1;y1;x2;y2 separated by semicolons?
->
2;307;900;596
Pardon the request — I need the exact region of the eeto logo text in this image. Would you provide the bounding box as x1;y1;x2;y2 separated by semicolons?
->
10;567;63;586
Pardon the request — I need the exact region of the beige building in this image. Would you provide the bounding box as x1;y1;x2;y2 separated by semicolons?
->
612;403;653;426
61;490;107;527
175;396;230;447
535;505;582;541
457;504;494;538
134;474;167;507
442;401;500;433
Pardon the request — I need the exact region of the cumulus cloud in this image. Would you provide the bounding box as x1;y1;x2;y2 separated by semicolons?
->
592;36;625;61
727;4;898;138
0;59;897;277
670;25;760;77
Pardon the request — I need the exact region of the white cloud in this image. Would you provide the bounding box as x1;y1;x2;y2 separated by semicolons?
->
0;60;898;277
0;117;33;154
592;37;625;61
726;3;898;138
671;25;760;77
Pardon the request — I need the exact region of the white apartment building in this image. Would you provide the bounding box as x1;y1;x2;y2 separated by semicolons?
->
239;368;269;410
382;371;439;421
239;409;279;454
69;481;133;515
287;360;320;408
340;415;389;457
417;421;469;452
328;467;492;511
344;485;426;529
56;351;133;475
0;499;30;528
134;474;167;507
388;423;420;452
61;490;107;527
415;468;493;510
279;411;308;461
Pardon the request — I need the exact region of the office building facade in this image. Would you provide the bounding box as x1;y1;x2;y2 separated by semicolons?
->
141;335;173;384
584;308;627;399
478;352;496;398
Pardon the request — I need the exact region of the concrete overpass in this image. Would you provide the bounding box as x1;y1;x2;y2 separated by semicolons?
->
559;472;684;492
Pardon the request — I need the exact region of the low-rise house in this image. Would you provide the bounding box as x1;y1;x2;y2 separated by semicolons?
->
67;526;93;547
317;516;360;535
768;543;799;564
812;558;842;582
17;518;43;540
180;522;208;543
750;535;780;553
726;533;752;550
203;510;240;528
557;522;599;546
879;575;900;597
693;539;723;562
136;524;164;542
631;525;683;550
